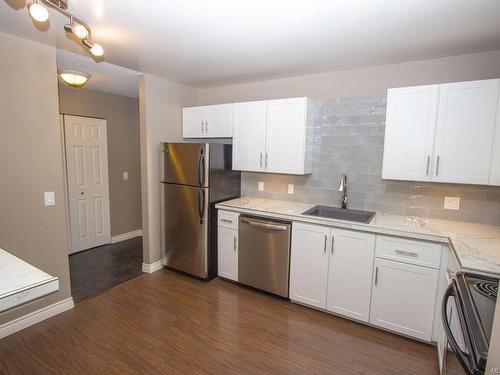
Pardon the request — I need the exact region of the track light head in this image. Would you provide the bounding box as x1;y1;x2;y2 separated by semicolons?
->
28;1;49;22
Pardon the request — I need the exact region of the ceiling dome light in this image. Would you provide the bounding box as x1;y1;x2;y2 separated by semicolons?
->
29;2;49;22
89;43;104;57
73;23;89;39
59;70;90;88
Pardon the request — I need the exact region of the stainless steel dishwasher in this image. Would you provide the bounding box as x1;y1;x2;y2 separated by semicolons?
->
238;215;291;297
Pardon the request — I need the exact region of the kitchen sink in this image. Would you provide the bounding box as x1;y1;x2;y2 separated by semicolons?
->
302;205;375;224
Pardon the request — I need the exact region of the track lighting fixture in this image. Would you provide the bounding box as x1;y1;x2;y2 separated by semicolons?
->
27;0;104;60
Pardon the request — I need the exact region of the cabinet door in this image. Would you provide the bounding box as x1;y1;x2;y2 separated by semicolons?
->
218;227;238;281
232;101;267;172
265;98;307;174
434;79;499;184
207;104;233;138
370;258;439;342
326;229;375;323
489;91;500;185
289;222;330;309
183;106;206;138
382;85;439;181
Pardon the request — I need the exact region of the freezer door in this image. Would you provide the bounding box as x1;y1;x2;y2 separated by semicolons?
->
161;143;208;187
162;183;208;278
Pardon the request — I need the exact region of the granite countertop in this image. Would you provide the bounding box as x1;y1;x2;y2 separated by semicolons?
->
0;248;59;312
216;197;500;276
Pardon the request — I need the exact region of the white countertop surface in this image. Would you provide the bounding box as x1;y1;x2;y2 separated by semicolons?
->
216;197;500;276
0;248;59;312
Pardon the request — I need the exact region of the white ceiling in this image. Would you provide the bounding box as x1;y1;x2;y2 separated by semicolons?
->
1;0;500;88
57;49;141;98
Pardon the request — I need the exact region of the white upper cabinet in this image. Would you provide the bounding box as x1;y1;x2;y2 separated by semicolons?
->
232;97;314;175
434;80;499;184
382;78;500;186
183;106;206;138
289;222;330;309
265;98;311;174
326;229;375;323
232;101;268;172
382;85;439;181
490;95;500;185
183;104;233;138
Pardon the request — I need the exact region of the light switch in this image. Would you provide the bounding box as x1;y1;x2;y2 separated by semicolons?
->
258;181;264;191
44;192;55;207
123;171;129;181
444;196;460;210
288;184;294;194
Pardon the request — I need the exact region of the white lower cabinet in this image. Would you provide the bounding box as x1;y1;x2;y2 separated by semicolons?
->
326;229;375;323
370;258;439;341
289;222;330;309
218;227;238;281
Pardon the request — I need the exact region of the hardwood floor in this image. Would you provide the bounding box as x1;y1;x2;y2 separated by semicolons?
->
69;236;143;302
0;270;439;374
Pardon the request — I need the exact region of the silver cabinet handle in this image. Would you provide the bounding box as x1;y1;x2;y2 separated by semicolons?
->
241;218;287;231
436;156;440;176
395;249;418;257
426;155;430;175
204;120;209;134
233;237;237;251
331;236;334;254
260;152;263;168
265;153;269;168
221;219;232;224
323;235;327;253
375;266;379;285
201;120;204;134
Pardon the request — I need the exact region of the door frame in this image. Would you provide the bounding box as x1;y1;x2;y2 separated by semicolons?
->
60;113;111;254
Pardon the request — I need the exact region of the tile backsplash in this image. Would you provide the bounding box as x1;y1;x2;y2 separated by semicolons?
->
242;96;500;225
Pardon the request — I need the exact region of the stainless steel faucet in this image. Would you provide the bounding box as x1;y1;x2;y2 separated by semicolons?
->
338;174;347;209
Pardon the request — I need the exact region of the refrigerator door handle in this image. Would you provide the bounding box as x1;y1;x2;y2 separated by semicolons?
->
198;188;206;224
197;153;206;187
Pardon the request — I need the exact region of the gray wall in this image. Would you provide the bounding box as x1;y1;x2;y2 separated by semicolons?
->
58;86;142;236
139;74;199;264
199;50;500;104
242;96;500;225
0;32;71;324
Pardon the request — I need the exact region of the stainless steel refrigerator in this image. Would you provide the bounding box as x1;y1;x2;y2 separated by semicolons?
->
160;142;241;279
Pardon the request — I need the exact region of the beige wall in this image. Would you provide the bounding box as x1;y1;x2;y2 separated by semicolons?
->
199;50;500;104
139;74;198;264
58;86;142;236
0;32;71;323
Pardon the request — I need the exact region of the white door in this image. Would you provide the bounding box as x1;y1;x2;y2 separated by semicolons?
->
289;223;330;309
370;258;439;341
326;229;375;323
64;115;111;254
232;101;267;172
207;104;233;138
183;106;206;138
265;98;307;174
434;79;499;184
382;85;439;181
218;227;238;281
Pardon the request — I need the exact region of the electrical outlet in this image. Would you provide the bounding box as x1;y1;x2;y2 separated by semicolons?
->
44;192;55;207
444;196;460;210
288;184;294;194
258;181;264;191
123;171;129;180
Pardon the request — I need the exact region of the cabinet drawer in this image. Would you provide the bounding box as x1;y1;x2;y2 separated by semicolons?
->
218;210;239;230
375;235;442;269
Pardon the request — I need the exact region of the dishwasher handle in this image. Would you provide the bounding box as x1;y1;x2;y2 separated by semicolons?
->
241;218;288;231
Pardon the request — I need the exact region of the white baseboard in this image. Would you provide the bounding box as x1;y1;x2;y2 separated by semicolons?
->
0;297;74;339
111;229;143;244
142;260;163;273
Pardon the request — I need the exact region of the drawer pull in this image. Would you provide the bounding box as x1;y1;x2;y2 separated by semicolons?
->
221;219;233;224
395;249;418;257
375;266;378;286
